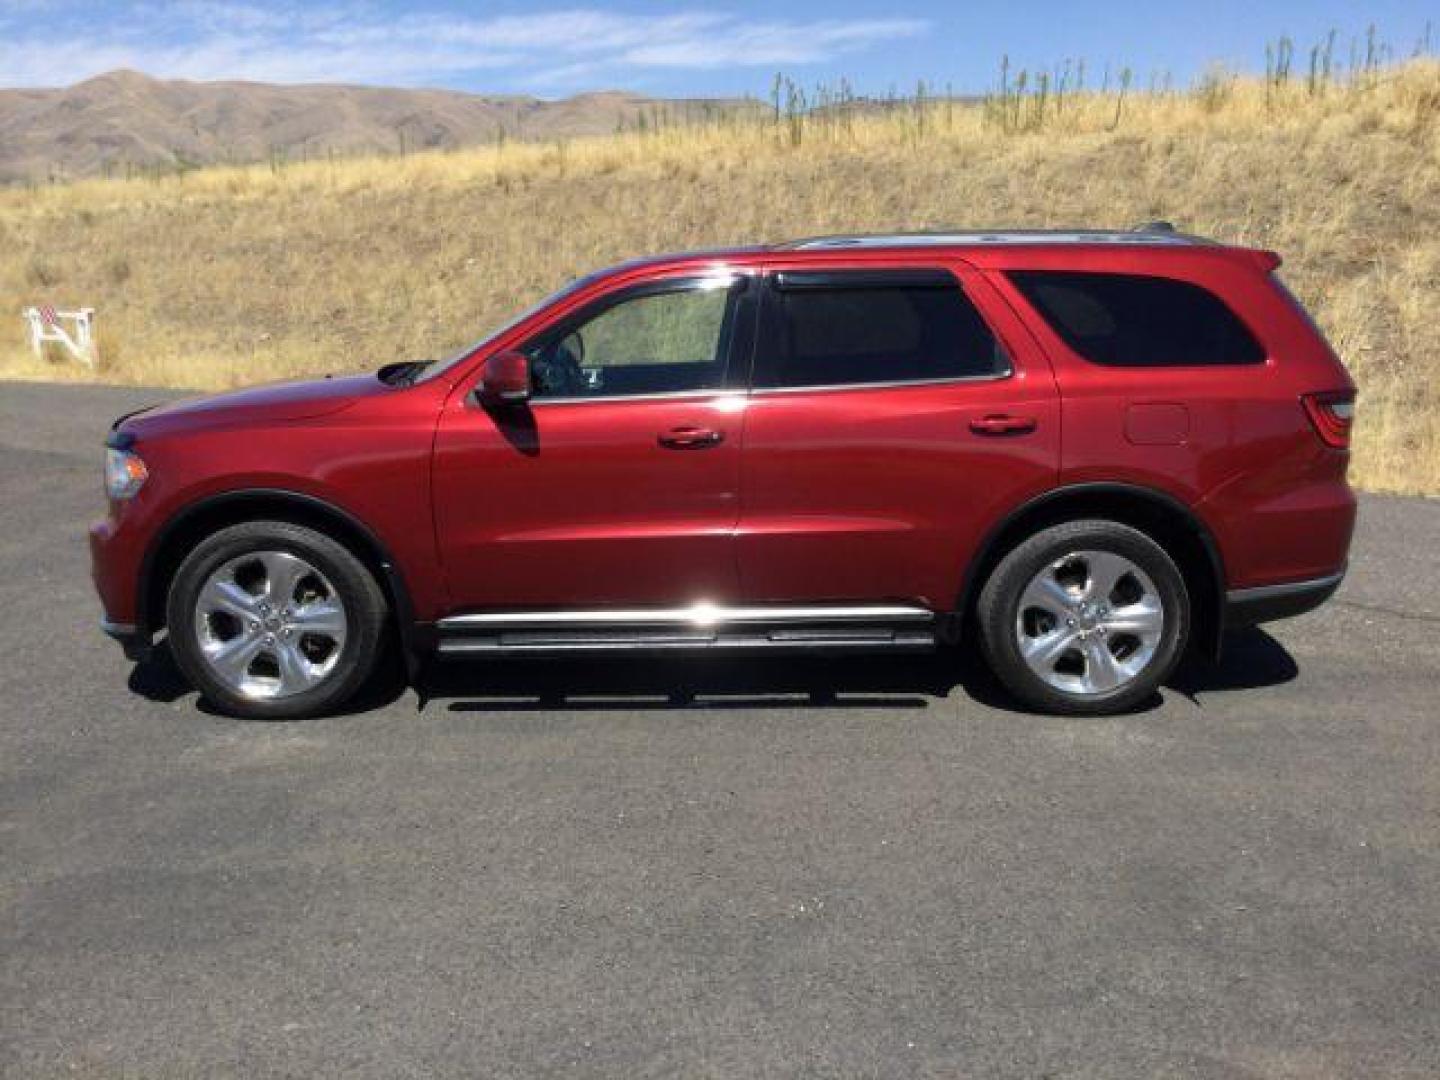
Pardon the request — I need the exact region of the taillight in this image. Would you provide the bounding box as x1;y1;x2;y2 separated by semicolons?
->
1302;390;1355;449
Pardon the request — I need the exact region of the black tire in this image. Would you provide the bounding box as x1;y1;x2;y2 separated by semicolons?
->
976;519;1190;715
166;521;388;719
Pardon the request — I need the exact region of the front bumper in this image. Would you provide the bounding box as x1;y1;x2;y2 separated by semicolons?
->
91;510;152;660
1224;567;1346;628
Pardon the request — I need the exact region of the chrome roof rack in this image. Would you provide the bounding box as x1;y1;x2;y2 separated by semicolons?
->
778;222;1213;250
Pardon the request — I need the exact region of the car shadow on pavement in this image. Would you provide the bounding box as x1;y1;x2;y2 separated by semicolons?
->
434;652;958;713
127;640;191;702
126;626;1299;719
1167;625;1300;698
430;625;1299;717
126;635;415;718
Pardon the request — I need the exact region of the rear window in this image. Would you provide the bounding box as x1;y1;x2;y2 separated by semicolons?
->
756;274;1010;389
1008;270;1264;367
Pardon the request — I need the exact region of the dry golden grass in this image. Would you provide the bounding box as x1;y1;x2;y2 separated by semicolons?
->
2;61;1437;492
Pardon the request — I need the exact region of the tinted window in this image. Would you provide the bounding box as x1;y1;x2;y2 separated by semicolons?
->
1009;271;1264;367
524;279;744;399
756;275;1009;389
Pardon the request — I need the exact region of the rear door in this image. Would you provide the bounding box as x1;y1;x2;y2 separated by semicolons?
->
735;264;1060;611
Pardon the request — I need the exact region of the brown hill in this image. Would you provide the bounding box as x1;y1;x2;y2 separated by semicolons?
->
0;70;756;182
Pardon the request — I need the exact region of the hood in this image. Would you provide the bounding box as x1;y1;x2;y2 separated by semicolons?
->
118;373;386;437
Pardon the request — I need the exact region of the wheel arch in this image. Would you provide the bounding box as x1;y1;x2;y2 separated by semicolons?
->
139;489;419;664
957;482;1228;658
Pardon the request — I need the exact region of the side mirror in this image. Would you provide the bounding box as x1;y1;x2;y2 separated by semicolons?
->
479;350;531;406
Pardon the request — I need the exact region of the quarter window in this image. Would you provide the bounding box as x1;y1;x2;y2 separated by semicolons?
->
1008;270;1264;367
755;273;1010;389
524;278;744;399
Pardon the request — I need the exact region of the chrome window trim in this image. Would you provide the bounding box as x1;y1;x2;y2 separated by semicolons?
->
513;371;1011;404
528;389;744;407
748;370;1013;397
522;367;1012;404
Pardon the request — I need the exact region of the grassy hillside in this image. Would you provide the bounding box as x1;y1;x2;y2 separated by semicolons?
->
0;69;761;182
2;61;1437;493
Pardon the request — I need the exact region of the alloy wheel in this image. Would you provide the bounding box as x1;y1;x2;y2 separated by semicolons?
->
1014;549;1166;696
192;550;348;701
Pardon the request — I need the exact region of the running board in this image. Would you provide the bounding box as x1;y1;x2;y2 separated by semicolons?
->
434;603;937;657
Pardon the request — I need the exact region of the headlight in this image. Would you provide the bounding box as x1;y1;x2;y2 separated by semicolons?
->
105;447;149;500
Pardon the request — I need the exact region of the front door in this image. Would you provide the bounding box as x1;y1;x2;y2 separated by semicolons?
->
736;265;1060;611
433;274;755;609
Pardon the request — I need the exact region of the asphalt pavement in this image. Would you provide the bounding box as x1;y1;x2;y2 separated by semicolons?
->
2;380;1438;1078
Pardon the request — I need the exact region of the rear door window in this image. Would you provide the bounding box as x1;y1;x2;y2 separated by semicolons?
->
1008;270;1264;367
755;270;1010;389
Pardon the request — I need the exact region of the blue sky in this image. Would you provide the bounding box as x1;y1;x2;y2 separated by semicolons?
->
0;0;1432;96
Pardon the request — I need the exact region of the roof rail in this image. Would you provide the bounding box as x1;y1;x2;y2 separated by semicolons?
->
778;226;1212;250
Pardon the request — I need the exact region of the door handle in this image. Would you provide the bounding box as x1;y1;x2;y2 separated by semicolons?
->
657;426;725;449
969;414;1037;436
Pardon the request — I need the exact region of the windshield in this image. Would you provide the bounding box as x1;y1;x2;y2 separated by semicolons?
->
416;270;609;383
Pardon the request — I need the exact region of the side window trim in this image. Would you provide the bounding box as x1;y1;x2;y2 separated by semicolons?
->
749;371;1013;396
521;273;757;404
773;268;958;291
752;266;1014;394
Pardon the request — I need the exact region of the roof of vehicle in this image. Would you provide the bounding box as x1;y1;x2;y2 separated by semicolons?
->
587;223;1249;283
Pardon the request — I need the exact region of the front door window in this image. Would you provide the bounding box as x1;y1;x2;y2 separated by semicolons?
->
525;279;742;399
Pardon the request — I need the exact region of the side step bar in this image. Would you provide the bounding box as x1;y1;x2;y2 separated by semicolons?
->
434;603;937;657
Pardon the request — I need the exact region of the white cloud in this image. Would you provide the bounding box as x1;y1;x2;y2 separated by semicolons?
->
0;3;928;89
622;19;927;68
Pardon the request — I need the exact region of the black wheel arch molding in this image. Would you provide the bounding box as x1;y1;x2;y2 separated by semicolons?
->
956;480;1230;659
134;487;425;674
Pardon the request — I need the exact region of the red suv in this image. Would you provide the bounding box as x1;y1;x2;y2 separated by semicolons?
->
90;225;1356;719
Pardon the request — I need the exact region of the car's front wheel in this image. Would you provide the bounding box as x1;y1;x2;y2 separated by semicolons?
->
166;521;387;719
976;519;1190;715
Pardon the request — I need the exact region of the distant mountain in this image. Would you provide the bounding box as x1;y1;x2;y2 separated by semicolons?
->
0;70;759;182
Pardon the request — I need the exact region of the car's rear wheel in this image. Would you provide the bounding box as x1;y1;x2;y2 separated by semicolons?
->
166;521;387;719
976;520;1189;715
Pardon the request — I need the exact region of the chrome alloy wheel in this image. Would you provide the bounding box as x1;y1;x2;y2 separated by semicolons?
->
192;550;348;701
1014;550;1166;697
